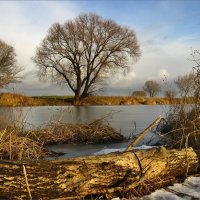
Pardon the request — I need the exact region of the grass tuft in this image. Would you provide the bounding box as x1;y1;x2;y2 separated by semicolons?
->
0;116;124;160
157;103;200;150
28;120;124;145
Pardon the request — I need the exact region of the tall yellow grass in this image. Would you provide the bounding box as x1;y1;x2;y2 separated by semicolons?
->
0;93;37;106
81;96;181;105
0;111;124;160
0;93;190;106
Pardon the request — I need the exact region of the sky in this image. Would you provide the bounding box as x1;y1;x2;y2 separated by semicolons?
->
0;0;200;96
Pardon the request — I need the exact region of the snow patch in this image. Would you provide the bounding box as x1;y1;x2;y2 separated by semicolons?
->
93;145;156;155
168;177;200;199
142;189;184;200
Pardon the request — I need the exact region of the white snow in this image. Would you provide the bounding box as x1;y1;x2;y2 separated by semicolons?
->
110;176;200;200
167;177;200;199
93;145;156;155
141;189;185;200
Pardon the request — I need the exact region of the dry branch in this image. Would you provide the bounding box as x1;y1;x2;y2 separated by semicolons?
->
126;116;161;151
22;165;32;200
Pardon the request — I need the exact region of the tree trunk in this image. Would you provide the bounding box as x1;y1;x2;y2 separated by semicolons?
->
0;147;198;199
74;91;81;105
74;91;89;105
80;91;89;99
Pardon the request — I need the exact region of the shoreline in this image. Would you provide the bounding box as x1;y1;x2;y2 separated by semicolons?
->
0;92;196;107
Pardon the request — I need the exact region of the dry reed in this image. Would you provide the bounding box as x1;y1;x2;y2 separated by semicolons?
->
0;93;36;106
0;128;46;160
156;102;200;150
27;120;124;145
0;114;124;160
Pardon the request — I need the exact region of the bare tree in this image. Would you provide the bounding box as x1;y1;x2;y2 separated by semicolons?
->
0;40;21;87
190;49;200;98
132;90;146;97
174;73;195;97
164;89;176;99
143;80;160;97
33;13;141;104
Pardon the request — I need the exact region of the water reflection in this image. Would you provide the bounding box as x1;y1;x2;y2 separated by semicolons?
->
0;105;168;157
0;105;168;136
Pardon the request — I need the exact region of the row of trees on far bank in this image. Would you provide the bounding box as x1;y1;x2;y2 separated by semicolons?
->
132;72;196;98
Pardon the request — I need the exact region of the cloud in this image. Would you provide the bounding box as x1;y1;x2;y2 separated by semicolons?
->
109;69;136;89
1;1;200;96
0;1;79;64
158;69;170;79
105;37;198;95
0;1;80;95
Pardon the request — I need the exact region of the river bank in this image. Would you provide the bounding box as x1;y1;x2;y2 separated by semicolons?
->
0;102;199;199
0;92;196;106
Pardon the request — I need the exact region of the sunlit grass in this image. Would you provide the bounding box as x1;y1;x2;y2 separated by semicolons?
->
0;93;71;106
0;108;124;160
0;93;37;106
0;92;195;106
81;96;184;105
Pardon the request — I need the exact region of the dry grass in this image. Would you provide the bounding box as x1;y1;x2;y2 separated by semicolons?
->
157;102;200;150
0;115;124;160
122;176;177;199
0;128;46;160
0;93;39;106
0;93;69;106
81;96;181;105
0;92;193;106
27;120;124;145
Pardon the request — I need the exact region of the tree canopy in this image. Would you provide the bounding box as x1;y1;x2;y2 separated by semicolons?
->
174;73;195;97
143;80;160;97
164;89;176;98
33;13;141;104
0;40;21;87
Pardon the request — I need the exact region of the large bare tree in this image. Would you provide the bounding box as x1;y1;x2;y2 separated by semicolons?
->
143;80;160;97
0;40;21;87
174;73;196;97
33;13;141;104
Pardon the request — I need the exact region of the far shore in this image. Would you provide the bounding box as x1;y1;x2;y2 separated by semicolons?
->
0;92;197;107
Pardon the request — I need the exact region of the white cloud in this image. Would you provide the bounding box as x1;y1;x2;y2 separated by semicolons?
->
1;1;79;61
0;1;80;95
1;1;200;96
106;35;199;95
158;69;170;79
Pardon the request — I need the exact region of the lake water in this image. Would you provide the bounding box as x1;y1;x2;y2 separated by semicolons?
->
0;105;169;158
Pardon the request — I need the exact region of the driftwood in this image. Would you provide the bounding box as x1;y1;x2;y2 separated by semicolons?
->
0;147;198;199
126;116;161;151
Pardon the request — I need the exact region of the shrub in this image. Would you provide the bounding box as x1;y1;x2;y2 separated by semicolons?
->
157;104;200;150
157;51;200;150
132;90;147;97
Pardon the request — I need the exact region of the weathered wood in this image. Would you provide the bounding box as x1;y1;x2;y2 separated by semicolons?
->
126;116;161;151
0;147;198;199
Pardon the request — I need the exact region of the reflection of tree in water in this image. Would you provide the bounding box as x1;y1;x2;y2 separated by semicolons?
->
0;108;15;128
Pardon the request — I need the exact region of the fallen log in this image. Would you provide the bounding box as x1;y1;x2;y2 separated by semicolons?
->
0;147;198;199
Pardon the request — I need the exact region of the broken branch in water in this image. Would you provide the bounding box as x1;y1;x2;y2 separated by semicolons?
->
125;116;162;151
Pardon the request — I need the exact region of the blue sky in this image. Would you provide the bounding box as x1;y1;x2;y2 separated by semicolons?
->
0;0;200;96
